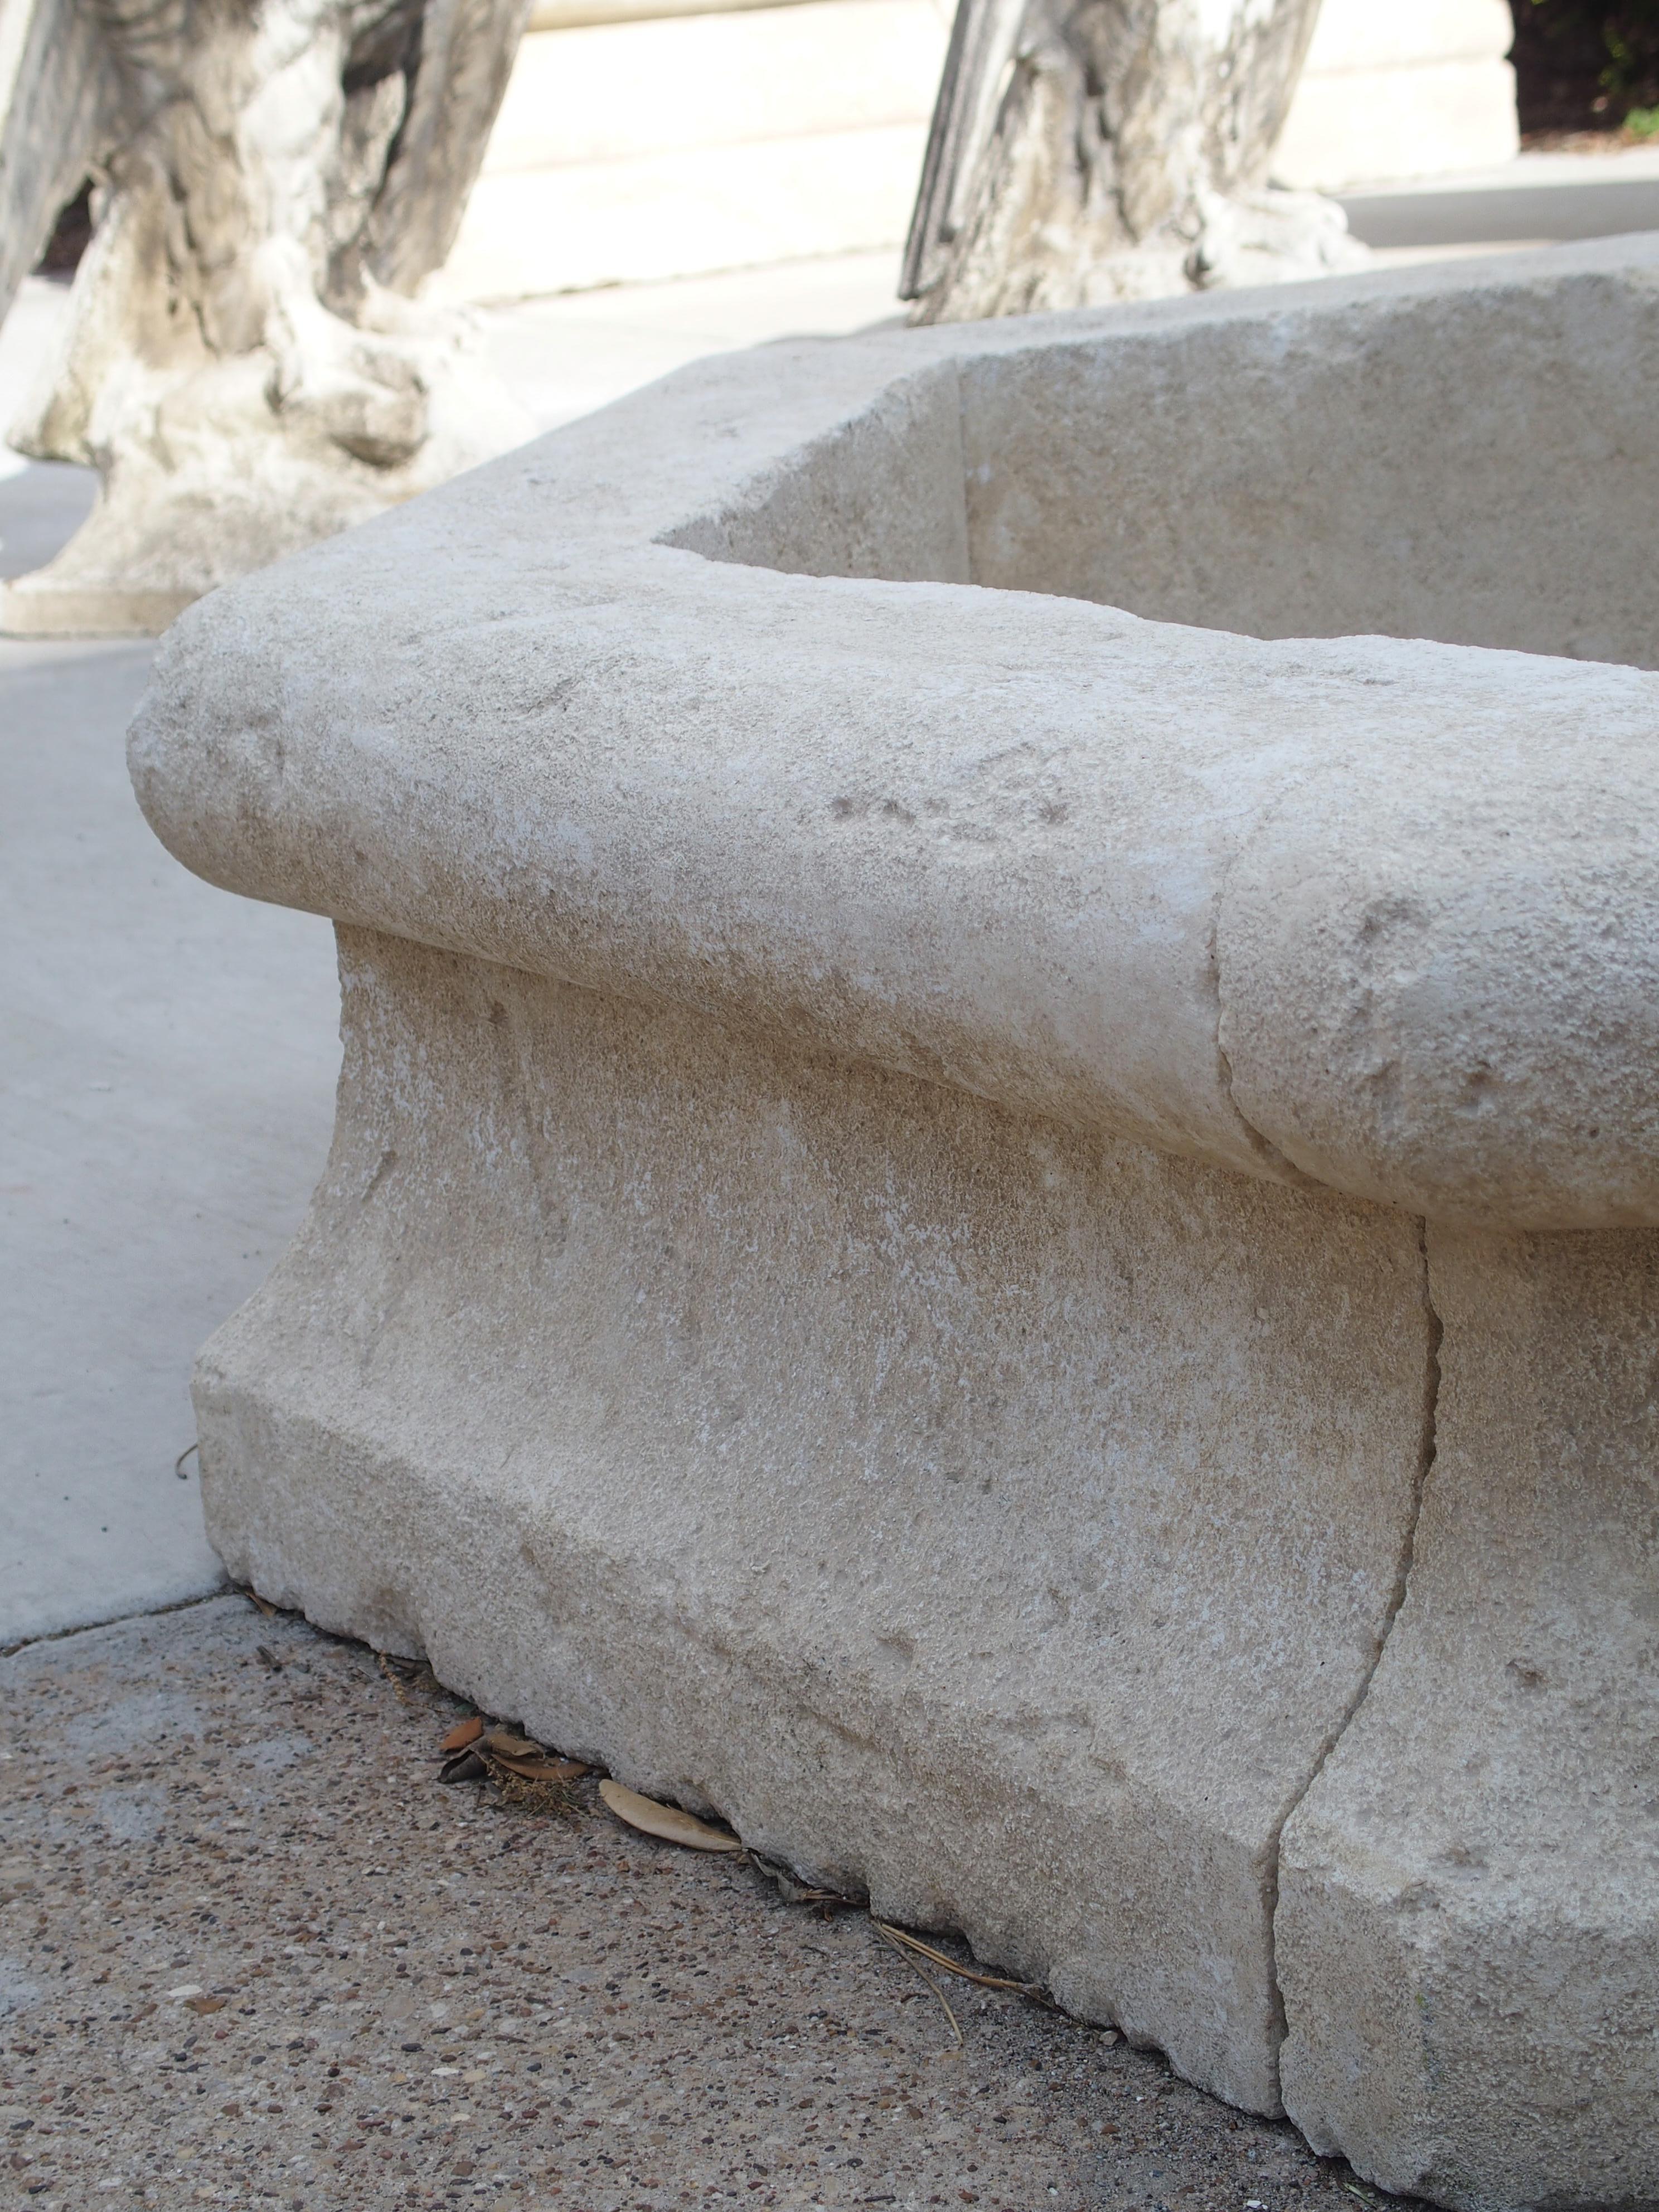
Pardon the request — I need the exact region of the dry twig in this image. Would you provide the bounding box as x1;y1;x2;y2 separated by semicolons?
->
874;1921;1056;2007
874;1919;963;2045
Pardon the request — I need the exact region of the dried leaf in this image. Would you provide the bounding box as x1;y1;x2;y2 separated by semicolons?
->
598;1779;741;1852
440;1716;484;1753
439;1750;488;1785
184;1996;226;2016
479;1728;543;1759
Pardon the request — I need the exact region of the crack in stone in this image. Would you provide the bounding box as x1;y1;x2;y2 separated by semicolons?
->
1205;898;1443;2107
1259;1220;1443;2099
1214;1029;1317;1185
1207;895;1320;1189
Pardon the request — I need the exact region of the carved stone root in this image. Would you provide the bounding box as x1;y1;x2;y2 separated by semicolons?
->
0;0;531;636
903;0;1367;323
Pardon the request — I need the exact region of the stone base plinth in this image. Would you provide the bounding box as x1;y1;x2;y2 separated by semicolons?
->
1279;1229;1659;2211
196;930;1659;2210
199;926;1434;2119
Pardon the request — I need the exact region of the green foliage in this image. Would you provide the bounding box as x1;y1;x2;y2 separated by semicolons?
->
1508;0;1659;133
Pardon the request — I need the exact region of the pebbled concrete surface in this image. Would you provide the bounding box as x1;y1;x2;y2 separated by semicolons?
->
0;1596;1408;2212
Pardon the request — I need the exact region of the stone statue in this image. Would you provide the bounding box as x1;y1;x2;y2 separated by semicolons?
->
0;0;532;633
902;0;1366;322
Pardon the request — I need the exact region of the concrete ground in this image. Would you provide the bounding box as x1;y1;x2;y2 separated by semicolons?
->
0;1593;1404;2212
0;632;341;1645
1341;142;1659;257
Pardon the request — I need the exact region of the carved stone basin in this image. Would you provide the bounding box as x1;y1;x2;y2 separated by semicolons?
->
130;235;1659;2212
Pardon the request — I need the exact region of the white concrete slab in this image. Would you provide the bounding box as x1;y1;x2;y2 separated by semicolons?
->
1340;145;1659;254
476;249;907;428
0;618;342;1646
0;274;70;484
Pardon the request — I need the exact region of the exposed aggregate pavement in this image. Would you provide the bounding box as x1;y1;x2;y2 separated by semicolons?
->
1;1595;1407;2212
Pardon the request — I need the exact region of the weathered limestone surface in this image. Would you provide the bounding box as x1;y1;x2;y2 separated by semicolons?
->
129;237;1659;2209
201;927;1433;2116
1279;1229;1659;2211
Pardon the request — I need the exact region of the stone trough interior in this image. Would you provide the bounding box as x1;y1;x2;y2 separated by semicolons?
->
672;263;1659;670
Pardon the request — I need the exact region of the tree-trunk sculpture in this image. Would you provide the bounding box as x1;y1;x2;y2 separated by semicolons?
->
0;0;532;634
903;0;1366;323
